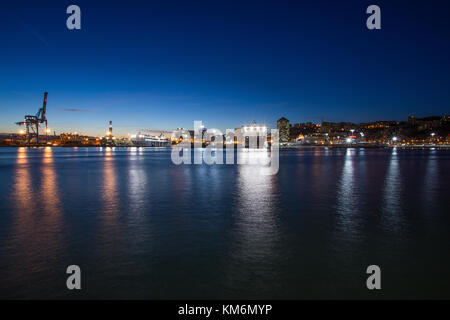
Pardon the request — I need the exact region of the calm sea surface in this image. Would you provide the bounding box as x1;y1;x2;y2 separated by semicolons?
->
0;147;449;299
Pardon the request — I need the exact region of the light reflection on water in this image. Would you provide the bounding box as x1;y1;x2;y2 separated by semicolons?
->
102;147;119;215
422;148;438;212
40;147;63;239
381;148;404;233
128;156;148;215
226;158;280;292
2;147;66;297
11;147;35;258
0;147;449;299
336;149;361;237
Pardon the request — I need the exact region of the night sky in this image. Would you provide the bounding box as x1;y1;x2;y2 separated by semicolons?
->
1;0;449;136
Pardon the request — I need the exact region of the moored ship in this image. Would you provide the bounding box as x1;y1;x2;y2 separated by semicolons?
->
130;132;171;147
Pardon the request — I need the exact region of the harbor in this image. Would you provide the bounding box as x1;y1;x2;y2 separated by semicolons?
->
1;92;449;149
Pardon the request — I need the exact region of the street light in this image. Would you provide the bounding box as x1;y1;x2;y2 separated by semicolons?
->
392;136;398;142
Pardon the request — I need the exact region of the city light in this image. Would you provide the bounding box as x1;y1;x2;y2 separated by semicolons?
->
392;136;398;141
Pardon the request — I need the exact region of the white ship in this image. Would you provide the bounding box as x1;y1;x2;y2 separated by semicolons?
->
130;132;171;147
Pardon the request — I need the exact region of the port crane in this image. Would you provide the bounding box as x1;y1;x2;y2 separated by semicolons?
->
16;92;49;146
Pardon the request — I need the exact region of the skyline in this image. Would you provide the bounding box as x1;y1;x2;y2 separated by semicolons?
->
1;0;450;136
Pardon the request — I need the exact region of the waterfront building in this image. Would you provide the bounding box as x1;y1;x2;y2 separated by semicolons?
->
277;117;290;142
235;122;268;148
408;115;417;126
301;133;331;145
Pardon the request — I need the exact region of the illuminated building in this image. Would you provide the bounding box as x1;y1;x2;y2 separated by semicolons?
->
277;117;290;143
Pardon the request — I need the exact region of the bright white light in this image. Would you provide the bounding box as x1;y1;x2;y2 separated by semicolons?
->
431;132;436;137
346;138;352;143
392;137;398;141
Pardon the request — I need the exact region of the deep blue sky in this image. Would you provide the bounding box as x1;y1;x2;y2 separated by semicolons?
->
1;0;449;135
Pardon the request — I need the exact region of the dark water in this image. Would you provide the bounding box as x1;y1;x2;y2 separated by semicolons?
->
0;147;449;299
